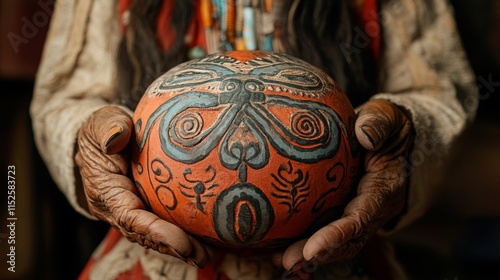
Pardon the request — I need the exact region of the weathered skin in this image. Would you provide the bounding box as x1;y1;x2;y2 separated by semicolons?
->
74;98;413;274
75;106;210;268
278;99;414;276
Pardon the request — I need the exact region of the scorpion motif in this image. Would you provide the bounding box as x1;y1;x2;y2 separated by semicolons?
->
179;165;218;213
271;161;311;221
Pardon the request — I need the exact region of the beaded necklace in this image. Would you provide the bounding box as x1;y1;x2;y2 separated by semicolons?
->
119;0;284;59
193;0;283;58
119;0;380;62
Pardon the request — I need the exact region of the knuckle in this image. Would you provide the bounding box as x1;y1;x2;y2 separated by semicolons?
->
346;216;369;237
115;206;134;231
124;232;143;246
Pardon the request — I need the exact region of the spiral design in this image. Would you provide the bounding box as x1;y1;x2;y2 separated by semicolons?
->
291;111;323;140
172;110;204;142
151;159;172;184
136;52;345;165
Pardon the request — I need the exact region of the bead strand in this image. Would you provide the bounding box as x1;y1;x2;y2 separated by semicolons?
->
191;0;276;56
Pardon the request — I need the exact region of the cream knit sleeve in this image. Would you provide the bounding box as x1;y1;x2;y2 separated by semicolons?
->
374;0;478;232
30;0;131;219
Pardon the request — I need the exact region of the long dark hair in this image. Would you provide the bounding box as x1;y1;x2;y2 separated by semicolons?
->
116;0;377;109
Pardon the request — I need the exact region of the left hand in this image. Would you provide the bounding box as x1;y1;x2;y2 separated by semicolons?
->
75;106;211;268
275;99;414;276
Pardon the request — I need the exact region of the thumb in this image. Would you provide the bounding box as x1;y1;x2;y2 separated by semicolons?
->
88;106;133;155
355;100;408;151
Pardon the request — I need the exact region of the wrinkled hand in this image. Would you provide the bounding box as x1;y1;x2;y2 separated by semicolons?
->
75;106;209;268
276;99;414;276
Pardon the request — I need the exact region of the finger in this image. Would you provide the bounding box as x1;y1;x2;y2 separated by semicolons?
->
84;174;208;267
352;171;407;228
302;217;356;262
355;100;407;151
281;239;308;270
111;203;207;266
186;236;210;268
75;150;83;168
302;181;389;262
105;184;192;254
77;136;129;176
271;251;284;268
90;107;133;155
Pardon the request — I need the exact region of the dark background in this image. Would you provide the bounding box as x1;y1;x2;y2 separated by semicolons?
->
0;0;499;279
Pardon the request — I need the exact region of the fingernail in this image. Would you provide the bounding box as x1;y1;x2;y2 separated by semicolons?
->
312;250;331;263
105;126;123;148
284;262;307;279
360;126;376;149
306;245;337;265
173;248;201;268
299;257;319;275
305;256;317;267
173;248;189;260
186;258;201;269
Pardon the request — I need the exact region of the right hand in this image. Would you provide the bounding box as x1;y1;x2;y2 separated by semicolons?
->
75;106;209;268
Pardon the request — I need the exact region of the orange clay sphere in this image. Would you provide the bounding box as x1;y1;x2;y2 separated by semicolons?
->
131;51;360;249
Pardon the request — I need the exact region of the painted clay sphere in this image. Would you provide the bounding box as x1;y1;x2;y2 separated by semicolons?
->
131;51;360;249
